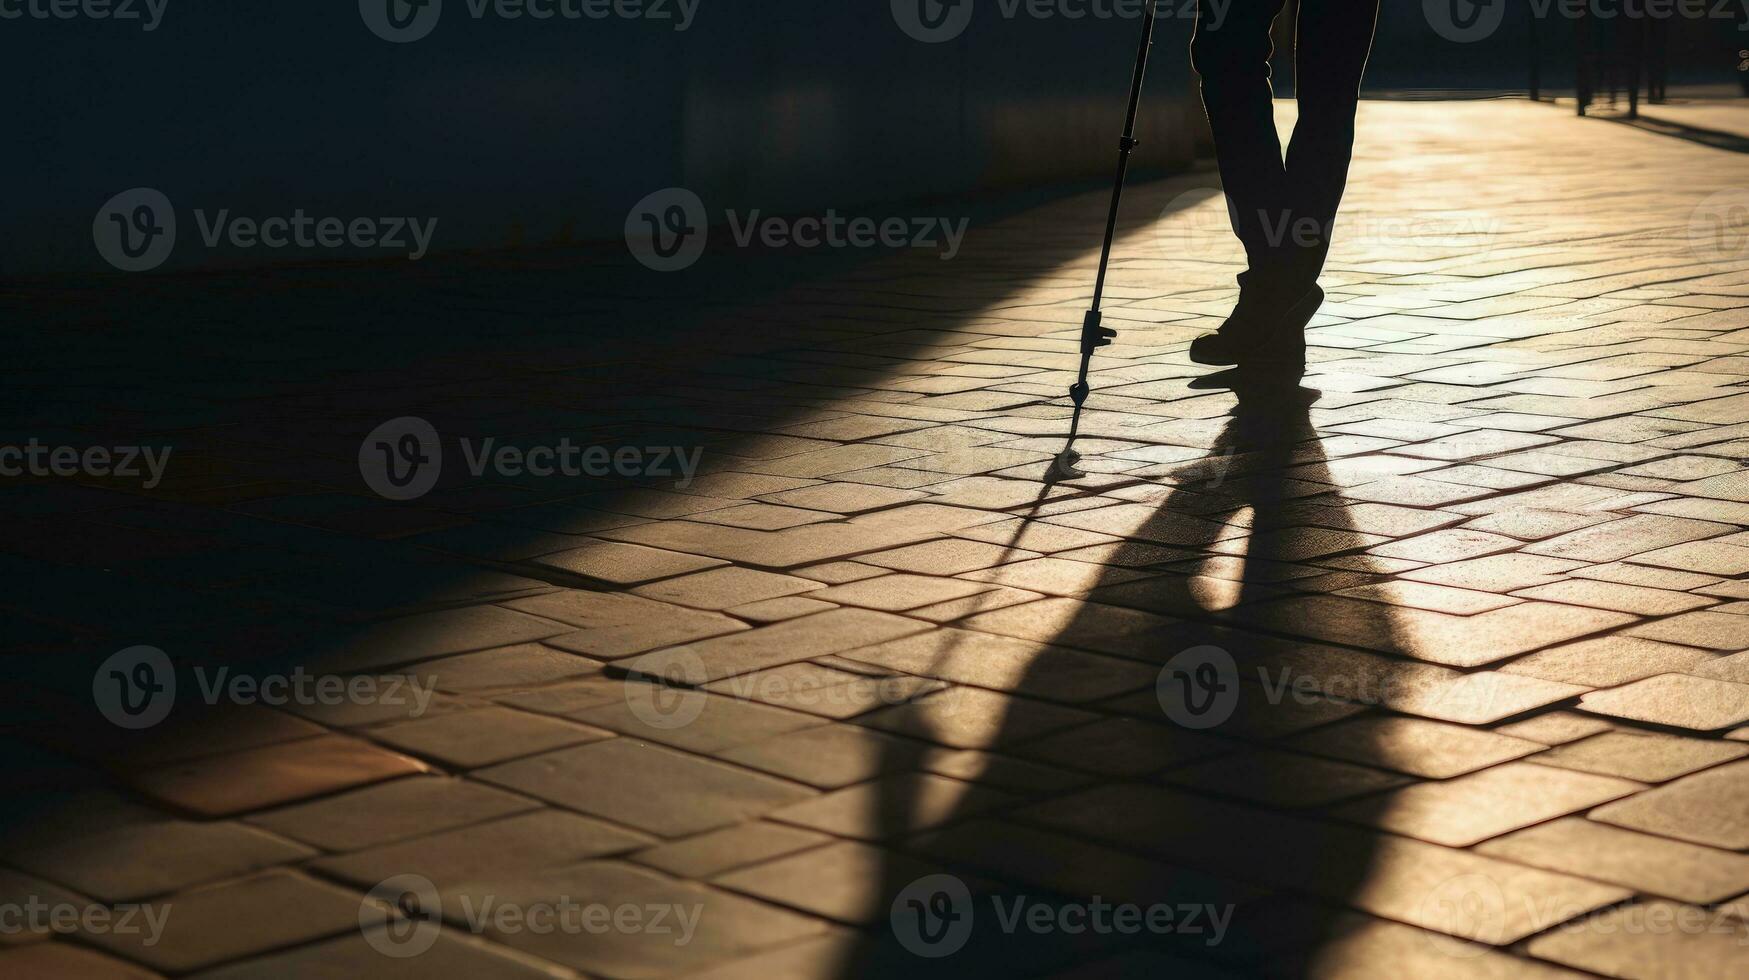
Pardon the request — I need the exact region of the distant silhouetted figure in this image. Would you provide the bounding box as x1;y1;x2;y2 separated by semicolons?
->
1188;0;1379;373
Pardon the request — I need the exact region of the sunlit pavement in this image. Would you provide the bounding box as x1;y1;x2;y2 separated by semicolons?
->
3;99;1748;978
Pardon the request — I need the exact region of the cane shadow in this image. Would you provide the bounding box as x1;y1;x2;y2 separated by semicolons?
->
835;375;1410;977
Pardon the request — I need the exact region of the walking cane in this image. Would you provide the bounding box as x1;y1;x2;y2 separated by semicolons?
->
1052;0;1160;480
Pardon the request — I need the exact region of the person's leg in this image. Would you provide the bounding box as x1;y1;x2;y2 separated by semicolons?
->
1190;0;1290;290
1277;0;1380;293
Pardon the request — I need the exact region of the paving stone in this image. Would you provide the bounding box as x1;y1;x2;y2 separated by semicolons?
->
1503;635;1721;687
1332;580;1521;615
792;561;889;583
1476;817;1749;904
1;817;312;904
1578;673;1749;731
313;809;651;889
447;860;824;977
712;840;954;925
475;739;814;837
857;537;1042;574
1237;595;1634;667
834;627;1155;703
571;691;822;754
1493;711;1615;745
857;686;1098;749
244;776;539;851
1513;579;1717;616
723;595;838;621
370;706;612;768
404;643;601;693
1625;610;1749;651
318;605;573;672
1009;717;1233;777
1369;529;1521;564
124;735;431;818
715;723;922;788
1023;783;1630;944
1461;507;1614;541
757;482;928;513
1628;538;1749;576
702;662;943;720
1288;716;1546;778
1401;553;1588;592
650;608;933;681
630;566;824;610
84;871;365;974
1522;515;1734;563
1328;761;1643;847
767;771;1015;839
1162;750;1412;808
194;930;570;979
527;538;726;585
1589;759;1749;848
811;573;993;611
1526;900;1749;980
631;822;833;879
507;589;748;658
0;945;161;980
1532;730;1749;782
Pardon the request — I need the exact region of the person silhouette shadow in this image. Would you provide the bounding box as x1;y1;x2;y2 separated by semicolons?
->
833;376;1409;977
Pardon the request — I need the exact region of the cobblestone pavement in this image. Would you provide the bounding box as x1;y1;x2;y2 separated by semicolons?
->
4;100;1749;978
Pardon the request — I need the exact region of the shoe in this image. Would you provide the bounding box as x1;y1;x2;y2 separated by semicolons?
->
1189;283;1323;372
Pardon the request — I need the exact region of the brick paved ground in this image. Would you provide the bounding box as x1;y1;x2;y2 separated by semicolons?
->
3;100;1748;978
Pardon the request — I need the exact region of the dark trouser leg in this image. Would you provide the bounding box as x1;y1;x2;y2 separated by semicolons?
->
1191;0;1290;288
1278;0;1380;292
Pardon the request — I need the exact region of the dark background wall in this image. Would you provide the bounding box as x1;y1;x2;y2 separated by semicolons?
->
1;2;1205;275
5;2;1745;275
